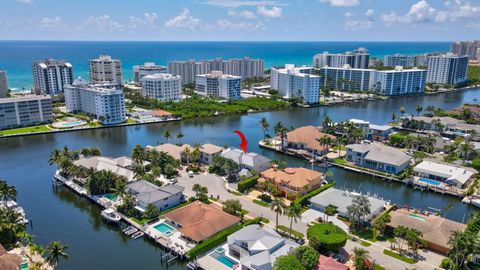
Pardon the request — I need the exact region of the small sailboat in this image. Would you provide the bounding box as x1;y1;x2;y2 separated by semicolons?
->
101;208;121;224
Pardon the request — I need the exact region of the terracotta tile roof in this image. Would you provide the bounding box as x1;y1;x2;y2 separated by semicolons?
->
287;126;335;152
0;245;22;270
317;255;349;270
147;143;190;160
261;167;323;189
151;109;172;117
164;201;240;242
388;208;467;251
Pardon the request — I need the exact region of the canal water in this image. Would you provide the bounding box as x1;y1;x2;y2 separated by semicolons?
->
0;89;479;270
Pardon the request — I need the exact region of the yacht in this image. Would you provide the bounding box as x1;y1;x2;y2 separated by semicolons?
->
101;208;121;224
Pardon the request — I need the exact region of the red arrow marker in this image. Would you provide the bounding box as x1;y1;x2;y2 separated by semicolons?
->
233;130;248;153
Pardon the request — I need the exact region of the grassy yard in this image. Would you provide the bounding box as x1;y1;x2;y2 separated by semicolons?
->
375;264;386;270
0;125;51;136
351;228;378;242
131;217;151;225
253;199;269;207
383;249;416;264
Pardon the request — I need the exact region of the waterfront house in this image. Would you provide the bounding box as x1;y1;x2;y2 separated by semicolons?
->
259;167;324;199
163;201;240;243
74;156;135;182
0;244;22;270
349;119;394;142
387;208;466;254
126;180;185;212
409;116;465;132
147;143;190;163
221;148;271;173
284;126;336;157
309;188;386;221
444;123;480;141
200;143;224;164
317;255;349;270
345;143;411;174
413;160;477;188
225;224;299;270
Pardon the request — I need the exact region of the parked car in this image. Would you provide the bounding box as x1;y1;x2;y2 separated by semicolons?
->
188;171;194;178
168;178;177;185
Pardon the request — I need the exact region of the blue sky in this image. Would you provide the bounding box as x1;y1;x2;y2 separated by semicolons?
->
1;0;479;41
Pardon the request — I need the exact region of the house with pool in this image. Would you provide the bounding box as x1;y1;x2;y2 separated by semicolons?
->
198;224;298;270
412;160;478;189
345;143;411;174
126;180;185;212
73;156;136;182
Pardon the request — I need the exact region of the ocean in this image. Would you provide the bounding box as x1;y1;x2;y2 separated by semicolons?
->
0;41;451;90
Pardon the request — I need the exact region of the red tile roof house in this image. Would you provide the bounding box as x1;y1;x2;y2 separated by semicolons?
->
317;255;349;270
163;201;240;243
285;126;336;158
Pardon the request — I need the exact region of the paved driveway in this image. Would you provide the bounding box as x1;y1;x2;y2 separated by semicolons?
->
176;173;308;235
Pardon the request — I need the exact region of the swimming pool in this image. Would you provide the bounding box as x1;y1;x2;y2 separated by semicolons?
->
154;222;175;236
408;213;427;221
103;193;118;202
418;178;441;186
210;250;238;269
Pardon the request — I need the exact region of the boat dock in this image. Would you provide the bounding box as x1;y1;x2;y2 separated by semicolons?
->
52;171;188;263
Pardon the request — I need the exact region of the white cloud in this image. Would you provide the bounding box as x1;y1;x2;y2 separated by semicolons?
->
228;10;257;19
165;9;202;30
85;15;123;32
436;1;480;22
344;12;353;17
257;6;282;18
214;19;265;31
381;0;437;23
40;17;65;29
319;0;359;7
201;0;283;8
129;13;159;29
345;19;373;30
365;9;374;17
17;0;32;4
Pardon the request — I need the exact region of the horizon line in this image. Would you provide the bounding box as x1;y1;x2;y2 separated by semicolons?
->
0;39;455;43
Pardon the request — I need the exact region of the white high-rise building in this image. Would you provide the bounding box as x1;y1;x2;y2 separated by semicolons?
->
168;57;264;85
270;64;321;104
0;95;53;130
375;67;427;96
140;73;182;101
451;40;480;60
64;77;126;124
133;63;167;85
0;71;8;98
32;59;73;95
426;54;469;85
195;71;242;100
383;54;416;67
320;65;375;92
89;55;122;86
313;48;370;69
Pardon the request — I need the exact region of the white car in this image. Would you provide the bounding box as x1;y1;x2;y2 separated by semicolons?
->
188;171;194;178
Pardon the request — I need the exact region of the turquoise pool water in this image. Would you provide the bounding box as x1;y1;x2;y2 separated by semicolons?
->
103;194;118;201
210;251;238;269
419;178;441;186
61;121;84;127
154;223;175;235
408;213;427;221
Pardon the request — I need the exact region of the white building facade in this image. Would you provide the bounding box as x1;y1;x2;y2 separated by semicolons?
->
140;73;182;101
89;55;122;86
32;59;73;95
133;62;167;85
383;54;416;67
271;64;321;104
195;71;241;100
375;67;427;95
64;78;126;124
0;95;53;129
320;65;375;92
426;54;469;85
313;48;370;69
0;71;8;98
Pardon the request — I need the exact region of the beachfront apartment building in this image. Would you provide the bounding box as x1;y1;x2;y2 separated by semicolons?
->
320;65;375;92
133;62;167;85
313;47;370;69
140;73;182;101
270;64;321;104
0;71;8;98
383;54;416;67
89;55;122;86
64;78;126;124
168;57;264;85
32;59;73;95
451;40;480;60
0;95;53;130
346;143;411;174
374;67;427;96
195;71;242;100
426;54;469;85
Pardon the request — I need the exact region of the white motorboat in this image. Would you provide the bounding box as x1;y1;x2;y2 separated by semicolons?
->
131;231;144;239
101;208;121;224
125;227;138;236
471;199;480;208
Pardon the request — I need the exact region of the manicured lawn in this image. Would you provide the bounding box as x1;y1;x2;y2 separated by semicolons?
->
333;158;347;165
131;217;151;225
351;228;378;242
361;241;372;247
253;199;269;207
383;249;416;264
259;217;270;224
375;264;386;270
0;125;51;136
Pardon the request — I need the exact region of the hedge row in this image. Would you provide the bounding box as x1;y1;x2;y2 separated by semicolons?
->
186;217;263;259
276;225;305;239
293;182;336;207
237;176;259;193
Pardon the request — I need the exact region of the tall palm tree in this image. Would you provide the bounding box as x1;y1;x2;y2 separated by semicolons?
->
285;203;302;239
0;180;17;202
353;247;370;270
48;149;62;166
273;122;285;151
415;105;423;116
111;180;127;200
259;117;270;142
460;139;474;164
45;241;69;269
176;132;184;144
317;136;333;155
322;115;333;134
131;144;145;164
391;112;397;122
164;131;172;142
270;197;286;230
399;106;406;117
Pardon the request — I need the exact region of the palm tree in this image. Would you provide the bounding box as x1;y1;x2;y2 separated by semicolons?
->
131;144;145;164
270;197;286;230
346;194;371;229
353;247;370;270
89;147;102;156
415;105;423;116
111;180;127;200
48;149;62;166
391;112;397;122
0;180;17;202
176;132;184;144
46;241;69;269
460;139;474;164
317;136;333;155
164;131;172;142
322;115;333;134
285;204;302;239
273;122;285;151
448;230;479;269
399;106;406;116
259;117;270;142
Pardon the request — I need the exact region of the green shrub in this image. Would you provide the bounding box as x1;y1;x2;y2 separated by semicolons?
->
307;223;348;253
257;193;272;203
237;176;259;193
383;249;415;264
276;225;305;239
440;258;451;269
293;182;335;207
273;255;305;270
253;199;269;207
